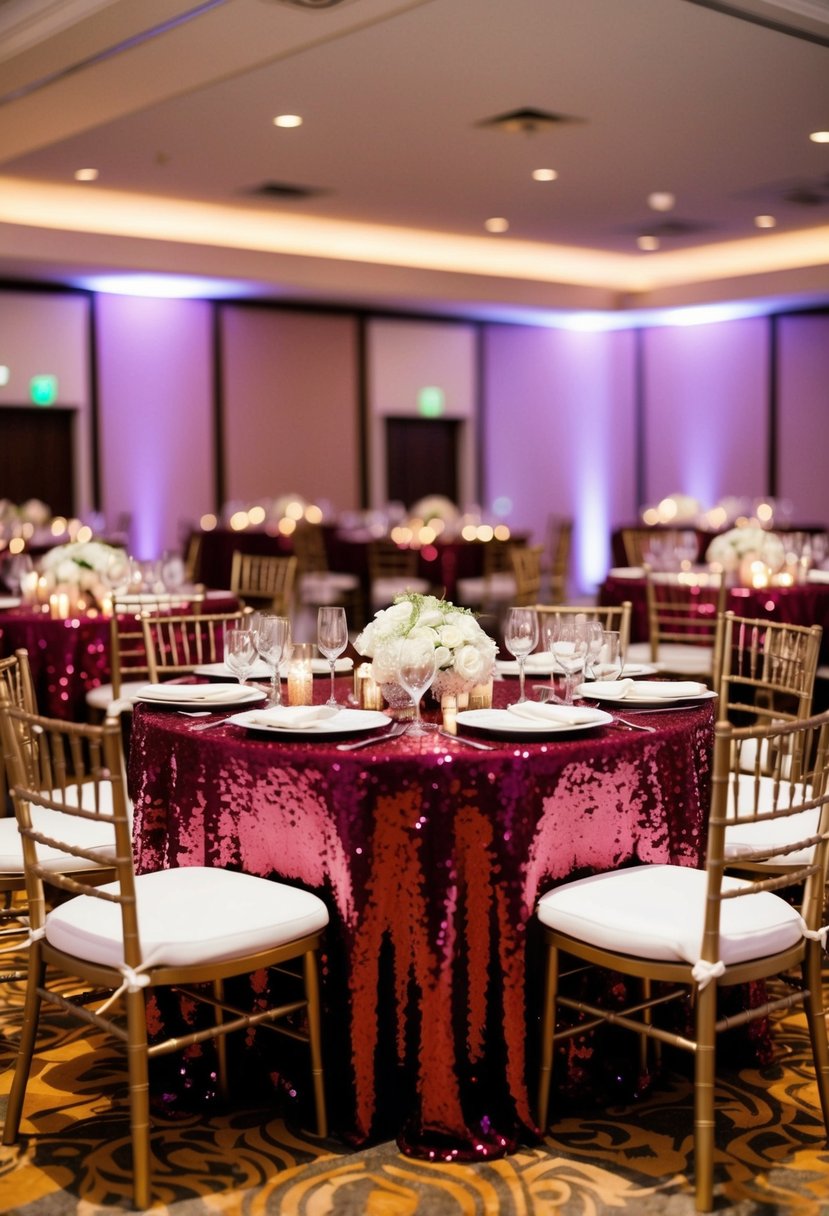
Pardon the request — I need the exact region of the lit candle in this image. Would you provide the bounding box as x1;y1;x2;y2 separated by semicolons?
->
287;662;313;706
20;570;39;602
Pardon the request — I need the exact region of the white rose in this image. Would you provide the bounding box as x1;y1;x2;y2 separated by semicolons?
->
437;624;464;649
454;643;486;682
418;608;444;628
408;625;439;645
451;612;484;642
434;644;452;670
386;601;414;624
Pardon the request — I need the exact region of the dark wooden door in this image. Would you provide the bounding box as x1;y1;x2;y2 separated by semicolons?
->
0;407;75;515
385;417;459;508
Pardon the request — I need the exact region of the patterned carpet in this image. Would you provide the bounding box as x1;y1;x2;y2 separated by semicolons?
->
1;971;829;1215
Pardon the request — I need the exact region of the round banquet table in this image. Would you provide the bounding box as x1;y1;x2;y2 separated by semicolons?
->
128;677;715;1159
600;572;829;663
0;591;239;719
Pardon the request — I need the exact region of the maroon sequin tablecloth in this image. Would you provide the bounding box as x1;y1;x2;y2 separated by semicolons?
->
129;681;714;1158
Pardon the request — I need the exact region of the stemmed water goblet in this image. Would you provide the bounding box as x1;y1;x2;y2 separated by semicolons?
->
317;606;348;707
592;630;623;682
503;606;539;704
396;636;437;735
545;616;588;705
583;619;605;680
256;614;291;706
224;627;257;687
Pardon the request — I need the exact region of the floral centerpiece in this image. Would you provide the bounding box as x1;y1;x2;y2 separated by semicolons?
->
355;592;497;703
705;525;784;573
38;540;126;602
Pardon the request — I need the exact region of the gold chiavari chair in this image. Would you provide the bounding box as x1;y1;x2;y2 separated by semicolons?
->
230;551;297;616
456;539;519;613
534;600;632;659
715;610;822;730
293;523;361;613
510;544;544;606
625;569;726;682
544;516;572;603
0;693;329;1211
535;710;829;1213
367;539;429;611
141;608;251;683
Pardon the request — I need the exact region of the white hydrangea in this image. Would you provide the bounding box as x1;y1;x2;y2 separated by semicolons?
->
39;540;123;589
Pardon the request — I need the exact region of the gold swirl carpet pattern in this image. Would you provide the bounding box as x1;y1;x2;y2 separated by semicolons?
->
0;975;828;1214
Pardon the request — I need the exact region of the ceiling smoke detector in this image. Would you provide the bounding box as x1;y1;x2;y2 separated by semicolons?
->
477;106;581;134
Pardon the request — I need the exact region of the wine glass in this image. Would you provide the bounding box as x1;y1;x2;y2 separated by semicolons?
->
546;617;588;705
396;636;437;734
593;630;623;682
317;606;348;707
224;628;257;687
583;619;605;680
503;606;539;704
256;614;291;706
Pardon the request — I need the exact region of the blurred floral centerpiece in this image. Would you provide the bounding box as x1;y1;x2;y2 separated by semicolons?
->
39;540;125;598
355;592;497;701
705;525;784;571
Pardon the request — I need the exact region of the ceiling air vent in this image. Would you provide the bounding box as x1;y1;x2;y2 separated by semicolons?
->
476;106;581;134
247;181;325;201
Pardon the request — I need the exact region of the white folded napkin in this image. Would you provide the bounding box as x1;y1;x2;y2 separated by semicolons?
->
507;701;600;725
590;678;706;700
138;682;253;702
246;705;340;730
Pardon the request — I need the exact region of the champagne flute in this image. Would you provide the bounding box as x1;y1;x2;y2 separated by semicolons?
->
503;606;539;704
224;627;257;686
317;606;348;707
256;614;291;706
396;636;437;735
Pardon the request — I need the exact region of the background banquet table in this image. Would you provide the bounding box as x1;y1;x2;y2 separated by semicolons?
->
600;572;829;663
0;591;238;719
129;677;714;1158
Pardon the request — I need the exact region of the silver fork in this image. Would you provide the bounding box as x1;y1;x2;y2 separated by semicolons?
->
336;723;406;751
613;716;656;733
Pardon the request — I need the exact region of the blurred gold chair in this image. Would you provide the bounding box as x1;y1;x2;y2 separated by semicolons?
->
620;527;699;568
86;591;206;718
510;544;544;606
141;609;251;683
535;600;632;658
0;694;329;1211
367;539;429;611
544;517;572;602
535;709;829;1213
456;539;518;612
293;524;361;613
625;569;726;681
230;551;297;616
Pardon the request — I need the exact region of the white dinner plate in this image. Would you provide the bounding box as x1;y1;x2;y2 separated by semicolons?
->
577;683;717;708
620;663;657;678
608;567;645;579
456;707;613;737
228;707;390;737
0;595;21;610
496;653;562;677
135;684;266;710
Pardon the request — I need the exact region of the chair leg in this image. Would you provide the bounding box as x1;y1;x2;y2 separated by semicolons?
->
213;977;229;1103
125;988;152;1212
802;942;829;1132
303;948;328;1140
1;945;45;1145
693;981;718;1213
536;938;559;1133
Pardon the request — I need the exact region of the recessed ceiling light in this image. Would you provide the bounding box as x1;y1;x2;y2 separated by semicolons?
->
647;191;675;212
532;168;558;182
809;130;829;143
637;235;660;251
484;217;509;233
273;114;303;128
74;168;99;182
755;214;777;229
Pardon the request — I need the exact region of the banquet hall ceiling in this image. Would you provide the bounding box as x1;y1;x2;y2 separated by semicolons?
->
0;0;827;320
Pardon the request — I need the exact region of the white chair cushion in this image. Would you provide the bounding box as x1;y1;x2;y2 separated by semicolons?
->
724;775;816;865
371;577;429;609
0;783;125;873
625;641;713;675
45;866;329;969
86;680;148;713
456;573;516;605
536;863;803;968
300;572;359;601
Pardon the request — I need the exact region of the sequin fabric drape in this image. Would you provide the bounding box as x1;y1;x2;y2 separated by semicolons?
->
129;684;713;1159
